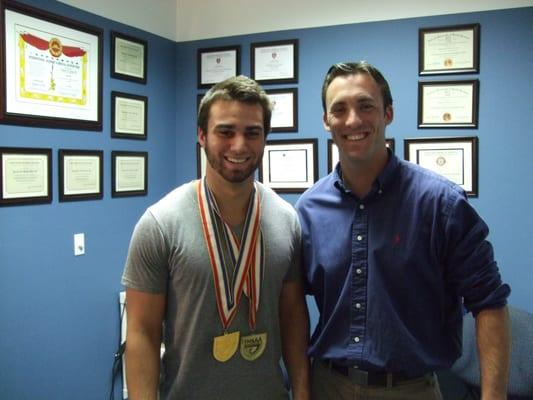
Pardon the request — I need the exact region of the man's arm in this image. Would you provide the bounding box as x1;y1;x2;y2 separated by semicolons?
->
475;306;511;400
279;279;311;400
125;288;166;400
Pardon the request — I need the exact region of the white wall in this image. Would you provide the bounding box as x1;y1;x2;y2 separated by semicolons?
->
58;0;533;41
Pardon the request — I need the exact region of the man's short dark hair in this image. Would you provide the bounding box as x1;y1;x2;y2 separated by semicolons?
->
198;75;272;135
321;61;393;113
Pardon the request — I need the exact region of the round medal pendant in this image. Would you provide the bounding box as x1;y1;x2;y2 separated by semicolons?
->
213;331;240;362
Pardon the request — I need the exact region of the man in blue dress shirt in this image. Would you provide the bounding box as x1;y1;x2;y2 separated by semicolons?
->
295;62;511;399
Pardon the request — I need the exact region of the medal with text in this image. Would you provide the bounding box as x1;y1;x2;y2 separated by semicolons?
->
198;178;266;362
240;332;267;361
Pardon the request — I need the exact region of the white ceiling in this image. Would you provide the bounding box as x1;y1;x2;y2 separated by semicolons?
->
58;0;533;42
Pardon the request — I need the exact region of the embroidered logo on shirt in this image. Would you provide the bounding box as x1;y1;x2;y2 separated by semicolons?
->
393;233;401;245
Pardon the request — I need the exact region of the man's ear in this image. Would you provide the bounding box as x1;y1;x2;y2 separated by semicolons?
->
384;105;394;126
322;112;331;132
197;127;206;147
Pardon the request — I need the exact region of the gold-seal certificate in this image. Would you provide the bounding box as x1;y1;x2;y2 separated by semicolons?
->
4;8;100;123
197;178;266;362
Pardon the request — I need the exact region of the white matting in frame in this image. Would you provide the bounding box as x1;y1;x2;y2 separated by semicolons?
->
267;88;298;132
259;139;317;193
404;136;478;197
2;1;102;130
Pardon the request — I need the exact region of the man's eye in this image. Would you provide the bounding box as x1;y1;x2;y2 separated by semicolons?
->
330;106;345;114
246;130;262;137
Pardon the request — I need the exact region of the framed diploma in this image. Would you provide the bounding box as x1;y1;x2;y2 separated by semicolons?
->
0;146;52;206
419;24;480;75
386;138;395;153
196;143;207;178
404;136;478;197
258;139;317;193
418;80;479;128
0;0;103;130
111;151;147;197
327;139;339;174
266;88;298;132
251;39;298;84
59;149;103;201
111;91;148;140
111;31;147;84
327;138;395;173
197;45;240;89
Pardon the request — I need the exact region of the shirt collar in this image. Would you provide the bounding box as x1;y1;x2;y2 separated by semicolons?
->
332;148;399;198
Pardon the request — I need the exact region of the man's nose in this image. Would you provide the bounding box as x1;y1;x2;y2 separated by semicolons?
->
346;108;362;126
230;132;247;151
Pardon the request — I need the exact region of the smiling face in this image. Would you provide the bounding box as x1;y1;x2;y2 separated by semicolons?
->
198;99;265;186
323;73;393;170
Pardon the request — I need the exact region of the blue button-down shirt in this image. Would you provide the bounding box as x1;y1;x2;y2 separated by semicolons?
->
295;152;510;376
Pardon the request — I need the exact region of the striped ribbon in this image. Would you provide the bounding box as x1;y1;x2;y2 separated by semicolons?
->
197;178;264;331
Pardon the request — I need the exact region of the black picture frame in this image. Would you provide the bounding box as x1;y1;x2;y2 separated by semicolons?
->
1;0;103;130
251;39;298;85
196;143;207;178
419;23;480;76
418;80;479;129
111;151;148;197
58;149;103;202
386;138;395;153
110;31;147;84
258;138;317;193
197;45;240;89
111;91;148;140
404;136;478;197
266;88;298;132
0;146;52;206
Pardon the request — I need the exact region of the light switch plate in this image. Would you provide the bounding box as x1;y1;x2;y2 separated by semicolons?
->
74;233;85;256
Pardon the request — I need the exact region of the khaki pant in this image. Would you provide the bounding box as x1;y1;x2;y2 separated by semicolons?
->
311;360;443;400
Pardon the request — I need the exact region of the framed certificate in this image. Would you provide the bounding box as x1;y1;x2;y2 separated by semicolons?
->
259;139;317;193
197;45;240;89
111;31;147;84
196;143;207;178
251;39;298;84
327;138;395;173
404;136;478;197
1;0;103;130
1;146;52;206
59;149;103;201
266;88;298;132
419;24;480;75
111;91;148;140
386;138;395;153
111;151;147;197
327;139;339;174
418;80;479;128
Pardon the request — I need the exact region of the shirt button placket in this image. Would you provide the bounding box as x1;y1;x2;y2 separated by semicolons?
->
350;201;367;356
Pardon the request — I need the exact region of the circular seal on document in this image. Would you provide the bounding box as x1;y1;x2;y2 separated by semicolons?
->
442;112;452;122
48;38;63;58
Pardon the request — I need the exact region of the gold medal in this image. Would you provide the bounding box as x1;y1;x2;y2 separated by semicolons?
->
240;332;267;361
213;331;240;362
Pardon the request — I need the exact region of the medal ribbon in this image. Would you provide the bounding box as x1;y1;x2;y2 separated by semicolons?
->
197;178;263;331
20;33;86;57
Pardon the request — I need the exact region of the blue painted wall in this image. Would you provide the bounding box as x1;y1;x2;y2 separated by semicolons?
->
176;7;533;319
1;1;531;398
0;0;176;398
